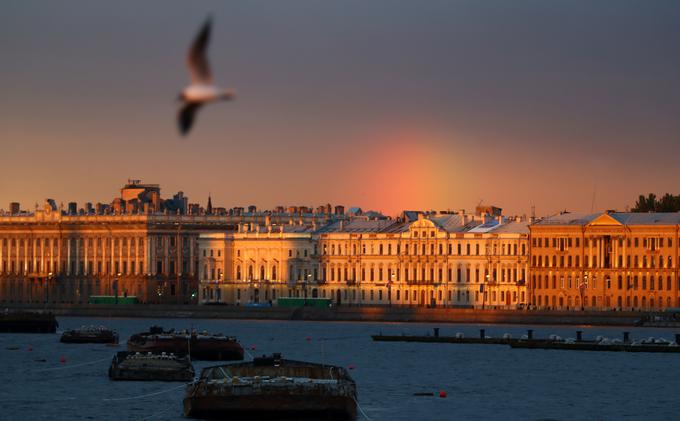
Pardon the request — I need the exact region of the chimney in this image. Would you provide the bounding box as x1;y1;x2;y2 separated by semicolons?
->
339;220;345;231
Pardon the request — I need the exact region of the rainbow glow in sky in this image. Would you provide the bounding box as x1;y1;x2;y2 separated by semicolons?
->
1;1;679;216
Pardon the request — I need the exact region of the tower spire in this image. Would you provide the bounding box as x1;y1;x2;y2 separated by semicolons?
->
207;193;213;215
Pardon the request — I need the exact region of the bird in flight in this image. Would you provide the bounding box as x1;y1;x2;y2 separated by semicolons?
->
177;17;235;136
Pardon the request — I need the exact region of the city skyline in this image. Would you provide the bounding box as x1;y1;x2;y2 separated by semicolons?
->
2;1;679;216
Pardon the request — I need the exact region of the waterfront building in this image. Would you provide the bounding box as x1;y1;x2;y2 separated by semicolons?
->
199;210;530;308
529;212;680;311
198;221;317;305
0;182;340;305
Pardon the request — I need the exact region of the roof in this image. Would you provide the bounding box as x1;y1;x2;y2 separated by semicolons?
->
489;220;530;234
533;212;680;227
315;219;399;233
532;213;600;226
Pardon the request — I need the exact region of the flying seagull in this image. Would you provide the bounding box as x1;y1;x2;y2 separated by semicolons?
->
177;17;235;136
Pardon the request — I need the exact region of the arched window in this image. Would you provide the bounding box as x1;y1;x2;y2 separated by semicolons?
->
248;265;254;280
260;266;265;280
272;266;277;280
236;266;241;280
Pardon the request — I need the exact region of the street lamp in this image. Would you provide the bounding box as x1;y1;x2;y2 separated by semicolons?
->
482;273;490;310
45;272;53;305
389;272;395;307
114;272;121;304
579;274;588;311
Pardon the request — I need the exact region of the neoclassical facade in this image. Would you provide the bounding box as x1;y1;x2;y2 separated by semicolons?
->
199;213;530;309
0;182;342;306
0;207;238;304
529;212;680;311
198;222;317;305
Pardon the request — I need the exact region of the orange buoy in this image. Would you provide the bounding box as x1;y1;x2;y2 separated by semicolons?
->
347;364;355;370
250;345;256;351
27;346;33;352
59;356;66;364
439;390;447;398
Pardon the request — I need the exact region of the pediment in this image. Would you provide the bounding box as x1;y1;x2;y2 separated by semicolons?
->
587;213;622;227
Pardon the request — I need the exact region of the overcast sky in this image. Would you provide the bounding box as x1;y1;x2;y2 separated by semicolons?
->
1;0;678;216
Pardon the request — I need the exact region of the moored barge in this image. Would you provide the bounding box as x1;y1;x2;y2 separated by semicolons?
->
127;326;244;361
109;351;195;381
0;311;58;333
183;353;357;420
60;325;119;344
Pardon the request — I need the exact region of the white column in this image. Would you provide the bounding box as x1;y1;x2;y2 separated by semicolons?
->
135;237;139;275
149;236;156;275
31;237;37;274
118;237;122;274
39;237;45;274
67;238;72;275
189;235;194;276
75;238;80;275
84;237;89;275
127;237;131;274
163;235;169;275
57;237;62;274
145;236;151;274
49;238;54;274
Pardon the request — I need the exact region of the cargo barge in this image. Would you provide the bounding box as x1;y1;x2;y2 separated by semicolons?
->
127;326;244;361
375;328;680;353
372;328;546;345
0;311;58;333
109;351;195;381
510;332;680;353
183;353;357;420
60;325;119;344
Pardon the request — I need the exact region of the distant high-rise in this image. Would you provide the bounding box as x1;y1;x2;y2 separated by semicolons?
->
68;202;78;215
9;202;20;215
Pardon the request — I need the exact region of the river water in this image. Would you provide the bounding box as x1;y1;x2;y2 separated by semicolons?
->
1;317;678;420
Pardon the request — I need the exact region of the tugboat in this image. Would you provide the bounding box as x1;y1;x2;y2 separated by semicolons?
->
109;351;195;381
60;325;119;344
0;311;58;333
183;353;357;420
127;326;244;361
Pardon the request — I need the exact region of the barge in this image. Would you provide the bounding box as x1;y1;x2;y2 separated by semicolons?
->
0;311;58;333
60;325;119;344
375;328;680;354
109;351;194;381
372;328;548;345
183;353;357;420
127;326;244;361
510;333;680;353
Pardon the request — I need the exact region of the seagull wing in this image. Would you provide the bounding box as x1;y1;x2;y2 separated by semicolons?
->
178;103;203;136
187;17;212;84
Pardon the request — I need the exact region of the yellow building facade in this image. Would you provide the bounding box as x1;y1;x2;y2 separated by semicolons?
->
529;212;680;311
199;213;530;308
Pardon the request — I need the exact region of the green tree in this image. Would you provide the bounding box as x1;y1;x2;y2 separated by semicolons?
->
631;193;680;212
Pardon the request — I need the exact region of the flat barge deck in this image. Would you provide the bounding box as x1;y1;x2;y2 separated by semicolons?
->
183;353;357;420
374;328;680;353
0;311;58;333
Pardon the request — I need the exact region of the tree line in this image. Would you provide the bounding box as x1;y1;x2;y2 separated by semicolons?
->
631;193;680;212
